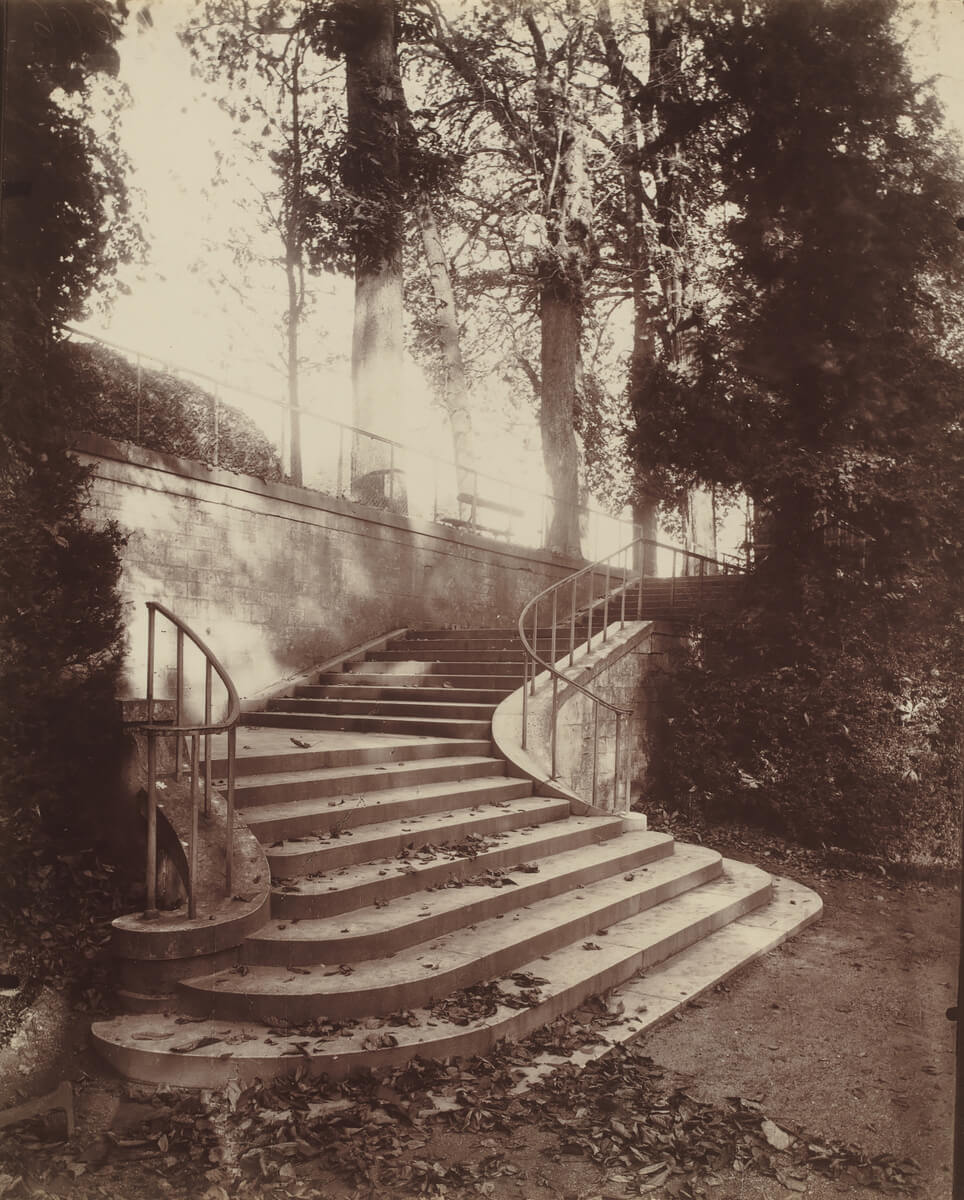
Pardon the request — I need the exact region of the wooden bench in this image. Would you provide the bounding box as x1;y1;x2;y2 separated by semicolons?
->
447;492;525;540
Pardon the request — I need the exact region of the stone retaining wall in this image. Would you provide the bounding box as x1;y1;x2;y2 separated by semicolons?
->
74;434;582;706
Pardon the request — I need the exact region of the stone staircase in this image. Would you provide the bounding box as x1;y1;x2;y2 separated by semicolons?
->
92;599;820;1088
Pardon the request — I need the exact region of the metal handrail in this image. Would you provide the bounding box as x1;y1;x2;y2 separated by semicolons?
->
62;324;638;558
518;535;744;810
140;601;240;920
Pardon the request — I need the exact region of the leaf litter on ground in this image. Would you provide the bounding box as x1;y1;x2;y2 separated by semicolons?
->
0;985;922;1200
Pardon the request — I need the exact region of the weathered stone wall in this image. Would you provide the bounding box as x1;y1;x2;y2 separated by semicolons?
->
74;434;582;705
518;623;685;812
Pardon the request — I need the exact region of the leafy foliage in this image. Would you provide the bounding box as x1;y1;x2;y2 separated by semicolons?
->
0;3;140;863
634;0;964;859
652;556;962;860
65;341;284;480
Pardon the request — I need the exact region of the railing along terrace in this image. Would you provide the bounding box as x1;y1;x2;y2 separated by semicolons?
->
140;602;239;920
518;536;743;811
63;325;635;560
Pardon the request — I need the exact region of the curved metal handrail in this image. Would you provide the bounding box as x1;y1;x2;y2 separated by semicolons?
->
141;601;240;919
518;535;743;808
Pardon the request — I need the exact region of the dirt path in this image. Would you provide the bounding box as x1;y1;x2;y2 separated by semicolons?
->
641;864;958;1199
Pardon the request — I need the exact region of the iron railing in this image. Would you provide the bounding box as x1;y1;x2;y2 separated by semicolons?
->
141;601;240;919
518;536;743;810
63;325;637;561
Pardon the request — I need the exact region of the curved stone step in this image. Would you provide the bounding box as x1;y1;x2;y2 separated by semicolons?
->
297;684;510;704
236;754;506;810
91;857;804;1089
243;774;532;846
177;841;723;1022
245;711;493;739
207;729;486;777
268;801;607;916
350;657;523;676
248;825;669;964
375;649;528;663
270;697;500;721
333;672;528;691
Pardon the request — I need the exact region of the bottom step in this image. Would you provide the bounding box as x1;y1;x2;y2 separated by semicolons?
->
91;860;820;1088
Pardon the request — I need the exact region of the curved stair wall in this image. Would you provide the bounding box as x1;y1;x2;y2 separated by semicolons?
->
494;620;687;813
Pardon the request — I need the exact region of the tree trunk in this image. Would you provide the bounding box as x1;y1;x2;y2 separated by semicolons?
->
646;0;716;564
285;256;302;485
530;14;595;560
682;487;716;571
540;287;583;557
284;38;305;486
343;0;406;513
414;191;475;494
598;0;662;571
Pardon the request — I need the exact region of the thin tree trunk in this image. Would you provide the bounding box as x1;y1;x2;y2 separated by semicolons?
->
646;0;715;565
285;40;304;486
597;0;660;571
414;191;475;494
285;257;302;485
343;0;406;513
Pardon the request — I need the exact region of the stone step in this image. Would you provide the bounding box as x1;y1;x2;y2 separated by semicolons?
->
296;684;510;704
242;773;532;845
374;648;528;663
401;627;527;639
246;825;670;965
206;730;491;779
392;636;563;653
341;661;523;679
268;697;500;721
243;710;493;739
268;798;585;915
235;753;506;810
177;840;723;1023
91;860;811;1089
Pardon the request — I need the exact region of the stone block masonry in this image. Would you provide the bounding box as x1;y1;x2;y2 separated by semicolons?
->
74;434;583;708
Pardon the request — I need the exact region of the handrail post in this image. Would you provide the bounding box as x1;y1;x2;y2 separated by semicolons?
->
550;674;558;779
144;606;158;919
521;657;528;750
175;627;184;781
569;580;576;667
144;731;158;919
586;569;593;651
204;661;212;818
550;591;558;667
188;733;199;920
226;724;236;894
620;547;627;629
603;561;610;643
530;600;539;696
591;703;599;807
388;443;395;508
671;549;677;606
614;711;622;814
337;423;346;495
